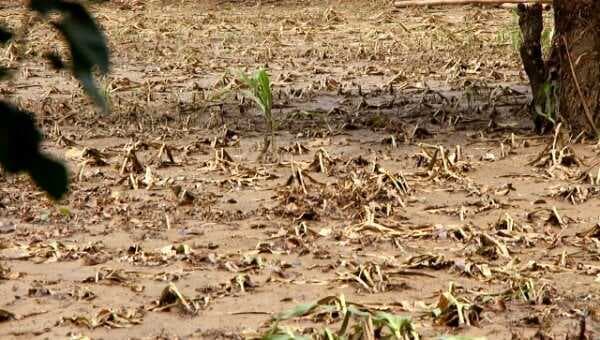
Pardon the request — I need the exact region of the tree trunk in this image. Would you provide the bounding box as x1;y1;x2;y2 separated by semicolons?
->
517;3;553;133
554;0;600;135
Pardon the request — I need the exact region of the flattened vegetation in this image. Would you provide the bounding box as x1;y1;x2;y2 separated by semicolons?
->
0;0;598;339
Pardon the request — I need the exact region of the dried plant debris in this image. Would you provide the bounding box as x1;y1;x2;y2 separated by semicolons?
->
336;260;426;293
82;267;144;292
432;284;483;328
148;283;204;314
0;310;16;323
0;263;20;280
527;207;572;227
577;224;600;239
306;148;338;175
119;243;195;266
59;308;144;329
414;143;471;182
510;278;557;305
3;1;600;338
404;254;454;271
276;157;411;221
451;259;493;280
9;240;109;264
546;185;600;204
279;141;310;155
494;213;529;235
529;124;584;178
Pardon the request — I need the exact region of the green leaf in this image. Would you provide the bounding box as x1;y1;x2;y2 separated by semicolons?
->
78;72;109;113
262;334;310;340
257;69;273;113
346;305;371;318
0;102;42;173
261;326;310;340
373;312;420;339
58;206;71;217
28;154;69;200
43;51;65;71
239;68;273;116
29;0;110;113
29;0;109;73
273;302;318;321
0;102;68;200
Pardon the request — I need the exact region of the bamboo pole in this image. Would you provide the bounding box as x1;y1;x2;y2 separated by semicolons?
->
394;0;552;7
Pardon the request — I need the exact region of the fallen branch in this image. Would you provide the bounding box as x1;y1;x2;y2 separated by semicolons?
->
394;0;551;7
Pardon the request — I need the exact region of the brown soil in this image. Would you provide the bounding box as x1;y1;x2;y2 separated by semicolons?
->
1;0;599;339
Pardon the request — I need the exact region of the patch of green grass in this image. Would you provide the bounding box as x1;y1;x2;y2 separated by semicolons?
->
496;10;554;57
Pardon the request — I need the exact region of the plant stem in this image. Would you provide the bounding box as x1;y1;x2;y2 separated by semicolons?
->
268;111;276;156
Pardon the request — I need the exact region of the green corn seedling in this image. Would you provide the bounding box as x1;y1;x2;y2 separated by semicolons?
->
240;68;277;161
261;294;420;340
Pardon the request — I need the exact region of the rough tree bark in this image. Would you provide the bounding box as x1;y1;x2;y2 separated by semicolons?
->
518;1;600;135
517;3;555;134
554;0;600;135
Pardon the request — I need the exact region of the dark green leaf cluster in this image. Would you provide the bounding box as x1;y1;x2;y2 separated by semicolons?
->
0;102;67;199
0;0;110;199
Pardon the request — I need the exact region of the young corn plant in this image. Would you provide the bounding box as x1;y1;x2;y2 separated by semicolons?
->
260;294;420;340
239;68;277;162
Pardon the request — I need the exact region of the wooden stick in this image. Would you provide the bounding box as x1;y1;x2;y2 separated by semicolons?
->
394;0;552;7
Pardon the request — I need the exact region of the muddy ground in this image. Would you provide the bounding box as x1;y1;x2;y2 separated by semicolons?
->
0;0;599;339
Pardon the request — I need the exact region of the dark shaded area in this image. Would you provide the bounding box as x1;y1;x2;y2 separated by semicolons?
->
517;3;558;134
0;102;68;199
0;26;11;43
